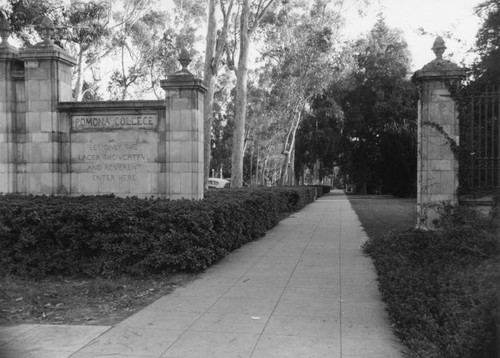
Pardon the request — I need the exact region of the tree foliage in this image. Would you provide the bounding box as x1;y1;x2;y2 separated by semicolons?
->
295;17;418;196
5;0;204;101
472;0;500;82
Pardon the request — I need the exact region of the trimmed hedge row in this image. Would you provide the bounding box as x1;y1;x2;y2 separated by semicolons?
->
0;186;318;278
363;219;500;358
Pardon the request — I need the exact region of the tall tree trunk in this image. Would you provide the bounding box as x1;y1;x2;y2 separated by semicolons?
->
74;46;84;101
280;109;302;185
230;0;277;187
231;0;250;188
203;0;218;188
203;0;234;188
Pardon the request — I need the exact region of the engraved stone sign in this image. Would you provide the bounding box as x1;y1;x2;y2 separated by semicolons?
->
68;111;161;196
71;113;158;130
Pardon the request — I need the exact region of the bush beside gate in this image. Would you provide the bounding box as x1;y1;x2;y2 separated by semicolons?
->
0;186;320;278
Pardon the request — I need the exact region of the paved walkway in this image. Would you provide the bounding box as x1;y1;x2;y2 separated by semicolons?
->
0;191;403;358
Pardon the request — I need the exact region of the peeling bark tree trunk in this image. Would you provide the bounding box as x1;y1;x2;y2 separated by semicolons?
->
230;0;277;188
74;47;84;101
203;0;218;189
280;108;302;185
203;0;234;188
230;0;250;188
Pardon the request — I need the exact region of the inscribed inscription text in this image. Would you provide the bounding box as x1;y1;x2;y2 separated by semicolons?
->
71;114;158;130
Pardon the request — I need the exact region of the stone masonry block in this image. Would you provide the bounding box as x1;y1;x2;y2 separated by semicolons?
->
430;160;453;171
0;143;12;161
168;141;181;163
40;112;55;132
0;114;7;133
26;80;40;99
180;142;193;163
39;82;53;101
29;163;51;173
0;163;16;173
157;143;166;162
168;110;181;131
164;89;180;98
179;89;192;99
167;172;181;194
38;143;56;163
180;110;193;131
59;82;72;101
16;101;26;115
439;171;457;193
60;173;70;194
0;173;9;192
171;131;193;141
157;172;166;192
27;172;42;193
29;100;51;113
172;98;190;110
180;172;193;195
172;163;191;173
28;67;49;80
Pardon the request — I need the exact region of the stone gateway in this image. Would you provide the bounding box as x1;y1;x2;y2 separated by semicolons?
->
0;16;206;199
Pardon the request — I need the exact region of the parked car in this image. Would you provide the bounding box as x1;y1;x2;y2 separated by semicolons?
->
208;178;230;188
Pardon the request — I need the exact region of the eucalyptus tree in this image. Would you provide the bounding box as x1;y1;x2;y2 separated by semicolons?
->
225;0;284;188
203;0;235;187
257;0;346;185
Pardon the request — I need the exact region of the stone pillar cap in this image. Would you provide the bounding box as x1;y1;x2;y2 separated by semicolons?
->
19;15;76;65
0;13;18;55
413;36;467;82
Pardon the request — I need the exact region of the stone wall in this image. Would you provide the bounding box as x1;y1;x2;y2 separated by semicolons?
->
58;101;165;197
0;16;206;200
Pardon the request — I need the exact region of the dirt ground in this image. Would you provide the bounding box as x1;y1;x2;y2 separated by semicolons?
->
347;194;417;239
0;273;196;326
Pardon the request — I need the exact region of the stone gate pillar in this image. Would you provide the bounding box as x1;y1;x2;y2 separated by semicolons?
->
413;37;466;229
0;14;19;193
160;49;207;200
17;17;76;194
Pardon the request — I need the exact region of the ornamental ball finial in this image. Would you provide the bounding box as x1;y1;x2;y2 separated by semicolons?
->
432;36;446;60
178;47;192;73
0;13;11;46
40;16;55;44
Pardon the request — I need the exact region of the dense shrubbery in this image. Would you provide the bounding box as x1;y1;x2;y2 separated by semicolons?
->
363;210;500;358
0;186;319;278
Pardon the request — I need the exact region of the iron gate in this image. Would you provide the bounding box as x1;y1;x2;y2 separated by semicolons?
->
460;83;500;190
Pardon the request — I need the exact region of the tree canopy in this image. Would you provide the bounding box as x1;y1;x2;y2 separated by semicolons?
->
472;0;500;82
2;1;434;195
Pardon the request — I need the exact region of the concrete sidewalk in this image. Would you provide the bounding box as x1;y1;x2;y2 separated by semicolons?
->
0;190;403;358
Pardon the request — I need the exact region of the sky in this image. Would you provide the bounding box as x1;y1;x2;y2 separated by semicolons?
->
0;0;485;72
343;0;484;71
0;0;485;90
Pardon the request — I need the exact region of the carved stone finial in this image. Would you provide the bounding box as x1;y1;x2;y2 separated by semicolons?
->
0;13;11;46
178;48;192;74
40;16;55;44
432;36;446;60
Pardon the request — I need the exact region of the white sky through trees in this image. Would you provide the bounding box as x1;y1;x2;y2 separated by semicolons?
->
343;0;483;71
0;0;483;89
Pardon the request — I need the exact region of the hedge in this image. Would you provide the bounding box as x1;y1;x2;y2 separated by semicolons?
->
362;214;500;358
0;186;318;278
